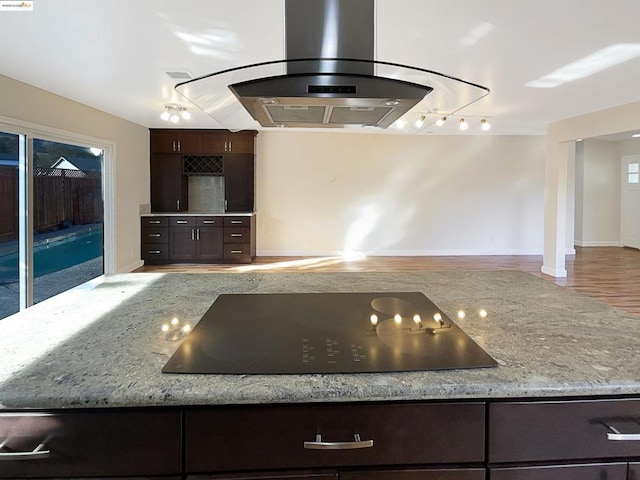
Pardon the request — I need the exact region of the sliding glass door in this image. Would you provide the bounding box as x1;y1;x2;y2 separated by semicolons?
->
0;131;105;319
31;139;104;304
0;132;20;319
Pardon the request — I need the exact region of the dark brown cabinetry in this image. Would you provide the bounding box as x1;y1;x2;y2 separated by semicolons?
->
489;463;627;480
202;130;255;154
142;215;254;264
185;402;485;473
224;154;254;212
149;129;256;214
141;216;169;263
488;399;640;480
168;216;223;262
0;409;181;479
151;129;203;153
150;154;188;212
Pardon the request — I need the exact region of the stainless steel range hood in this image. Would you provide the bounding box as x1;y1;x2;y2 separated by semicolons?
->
175;0;489;131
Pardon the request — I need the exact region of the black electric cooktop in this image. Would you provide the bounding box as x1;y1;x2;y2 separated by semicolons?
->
162;292;498;374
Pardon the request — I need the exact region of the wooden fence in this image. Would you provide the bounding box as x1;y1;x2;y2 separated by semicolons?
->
0;166;103;243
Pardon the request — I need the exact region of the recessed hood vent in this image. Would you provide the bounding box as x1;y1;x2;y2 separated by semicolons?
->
175;0;489;131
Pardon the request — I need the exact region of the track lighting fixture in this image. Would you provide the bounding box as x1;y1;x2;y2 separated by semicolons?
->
480;118;491;131
459;118;469;130
436;116;447;127
415;114;426;128
161;105;190;123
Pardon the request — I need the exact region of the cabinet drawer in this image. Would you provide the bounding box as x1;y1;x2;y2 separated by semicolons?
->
169;216;196;227
142;227;168;243
197;216;224;226
190;470;337;480
343;468;486;480
185;402;485;473
0;409;181;478
142;244;169;261
223;216;250;227
142;216;168;227
223;227;249;243
223;244;252;263
488;399;640;463
489;462;627;480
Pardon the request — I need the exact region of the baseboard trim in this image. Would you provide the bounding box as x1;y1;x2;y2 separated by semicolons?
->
574;240;621;247
541;265;568;278
119;259;144;273
257;249;545;257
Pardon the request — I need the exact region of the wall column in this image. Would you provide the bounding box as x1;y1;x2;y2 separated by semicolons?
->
542;140;573;277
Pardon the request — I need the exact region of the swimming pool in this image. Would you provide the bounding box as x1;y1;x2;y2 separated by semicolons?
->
0;229;103;284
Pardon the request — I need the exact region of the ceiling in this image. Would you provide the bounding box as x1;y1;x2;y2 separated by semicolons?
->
1;0;640;138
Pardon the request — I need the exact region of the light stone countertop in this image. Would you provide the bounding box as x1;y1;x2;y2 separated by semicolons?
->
142;211;255;217
1;270;639;410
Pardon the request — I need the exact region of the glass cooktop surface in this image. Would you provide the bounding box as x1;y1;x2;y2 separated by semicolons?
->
162;292;498;374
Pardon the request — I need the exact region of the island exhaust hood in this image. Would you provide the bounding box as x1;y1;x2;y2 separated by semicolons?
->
175;0;489;131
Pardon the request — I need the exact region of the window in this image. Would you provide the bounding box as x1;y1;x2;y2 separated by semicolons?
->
628;162;639;184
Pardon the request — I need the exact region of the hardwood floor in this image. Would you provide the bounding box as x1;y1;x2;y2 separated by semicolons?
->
135;246;640;317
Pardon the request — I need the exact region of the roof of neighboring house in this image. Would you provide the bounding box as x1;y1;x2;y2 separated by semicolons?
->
51;156;102;172
0;152;18;167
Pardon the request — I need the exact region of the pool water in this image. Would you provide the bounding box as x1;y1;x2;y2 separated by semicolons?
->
0;229;103;284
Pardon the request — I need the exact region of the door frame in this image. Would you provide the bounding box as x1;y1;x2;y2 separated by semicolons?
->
0;115;115;310
620;154;640;249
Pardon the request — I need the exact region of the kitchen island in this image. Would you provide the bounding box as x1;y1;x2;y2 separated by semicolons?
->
1;269;640;408
1;270;640;479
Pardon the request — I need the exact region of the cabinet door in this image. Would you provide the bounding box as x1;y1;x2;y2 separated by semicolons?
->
0;410;181;478
489;463;627;480
151;129;202;153
169;226;197;261
227;131;255;153
202;131;229;153
150;154;187;212
630;462;640;480
177;130;203;153
224;154;254;212
342;468;485;480
196;226;223;261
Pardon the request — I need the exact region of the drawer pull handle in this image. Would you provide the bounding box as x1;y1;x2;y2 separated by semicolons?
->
304;433;373;450
202;220;216;224
148;234;161;237
148;220;161;224
176;220;188;224
230;220;243;224
230;233;243;237
230;250;243;254
606;425;640;441
0;439;50;460
149;250;161;254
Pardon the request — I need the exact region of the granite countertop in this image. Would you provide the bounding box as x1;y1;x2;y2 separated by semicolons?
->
142;211;255;217
1;270;639;410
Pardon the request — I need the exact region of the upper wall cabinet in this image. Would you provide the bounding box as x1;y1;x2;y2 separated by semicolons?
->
202;130;256;154
150;129;203;154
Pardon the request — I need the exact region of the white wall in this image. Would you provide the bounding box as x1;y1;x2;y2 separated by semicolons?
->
544;100;640;277
620;140;640;157
0;74;149;273
256;131;545;256
574;140;620;246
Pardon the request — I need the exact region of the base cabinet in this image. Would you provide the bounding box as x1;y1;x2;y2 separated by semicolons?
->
189;469;485;480
490;463;627;480
488;399;640;480
142;215;254;264
0;409;181;479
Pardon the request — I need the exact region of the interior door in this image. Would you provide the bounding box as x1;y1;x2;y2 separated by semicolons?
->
621;155;640;249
